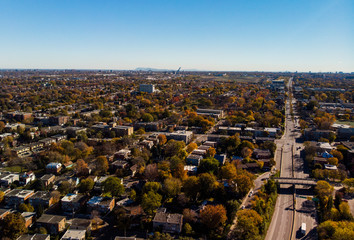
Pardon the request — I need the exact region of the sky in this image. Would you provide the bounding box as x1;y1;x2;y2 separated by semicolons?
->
0;0;353;72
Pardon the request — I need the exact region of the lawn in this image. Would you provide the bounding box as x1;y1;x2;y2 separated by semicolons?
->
4;165;27;172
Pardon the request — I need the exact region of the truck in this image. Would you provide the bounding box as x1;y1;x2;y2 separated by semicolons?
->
301;223;306;235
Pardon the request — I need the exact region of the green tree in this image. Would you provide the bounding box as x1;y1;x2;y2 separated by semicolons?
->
141;113;154;122
18;203;34;212
198;157;219;175
183;176;199;201
198;173;218;199
102;177;124;197
95;156;109;175
141;191;162;215
163;177;182;199
231;209;263;240
58;181;72;195
79;178;94;193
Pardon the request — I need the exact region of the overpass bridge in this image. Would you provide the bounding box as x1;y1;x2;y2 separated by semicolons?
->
274;177;317;186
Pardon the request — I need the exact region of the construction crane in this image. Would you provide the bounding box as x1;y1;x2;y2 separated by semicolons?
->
175;67;181;75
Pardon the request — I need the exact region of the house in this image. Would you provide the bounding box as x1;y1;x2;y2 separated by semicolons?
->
184;165;198;175
196;108;224;119
46;162;62;174
152;212;183;234
114;149;131;160
12;145;31;157
167;131;193;144
36;214;66;235
192;149;207;156
112;126;134;137
21;212;36;228
29;191;54;208
186;154;203;166
29;142;44;151
39;138;57;147
51;134;67;142
129;164;138;177
19;171;36;185
139;84;155;93
253;149;272;159
66;127;87;138
214;154;227;165
111;160;129;171
40;174;55;187
203;141;217;148
70;218;92;232
49;116;69;126
0;208;11;220
61;229;86;240
87;196;115;214
0;172;19;187
17;234;50;240
4;189;34;208
61;193;85;214
139;140;154;149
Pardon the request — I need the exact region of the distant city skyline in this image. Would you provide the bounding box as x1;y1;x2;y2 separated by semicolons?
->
0;0;353;72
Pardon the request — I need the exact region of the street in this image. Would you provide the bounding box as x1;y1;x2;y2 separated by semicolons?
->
265;78;317;240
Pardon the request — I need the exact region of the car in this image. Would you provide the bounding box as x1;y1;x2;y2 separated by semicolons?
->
241;205;245;210
248;191;253;197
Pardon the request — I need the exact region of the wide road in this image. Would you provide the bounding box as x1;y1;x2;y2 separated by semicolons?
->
266;78;317;240
265;78;295;240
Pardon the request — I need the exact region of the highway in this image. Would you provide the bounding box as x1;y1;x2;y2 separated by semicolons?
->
265;78;317;240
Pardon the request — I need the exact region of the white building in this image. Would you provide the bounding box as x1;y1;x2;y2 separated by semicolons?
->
139;84;155;93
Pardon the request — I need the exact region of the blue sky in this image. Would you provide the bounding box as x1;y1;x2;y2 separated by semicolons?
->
0;0;353;72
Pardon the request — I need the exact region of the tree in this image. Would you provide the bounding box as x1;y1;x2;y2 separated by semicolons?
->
220;162;237;180
163;178;182;198
79;178;94;193
206;147;216;158
235;174;254;196
339;202;353;220
76;159;88;176
0;212;27;239
343;178;354;193
58;181;72;195
149;232;174;240
315;181;334;202
143;181;162;193
158;134;167;145
198;173;218;199
0;121;5;132
183;176;199;201
198;157;219;175
102;177;125;197
186;142;198;153
327;157;338;166
95;156;108;175
183;208;198;223
36;204;44;218
141;113;154;122
200;204;227;229
231;209;263;240
18;203;34;212
0;191;4;204
141;191;162;215
164;140;187;159
144;164;159;181
330;150;343;161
